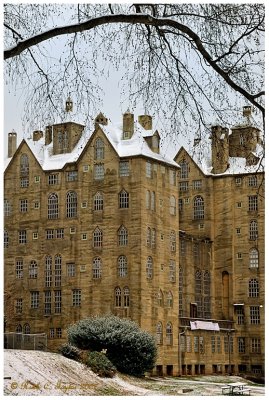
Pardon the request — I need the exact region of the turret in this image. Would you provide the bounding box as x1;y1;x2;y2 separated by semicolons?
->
211;125;229;174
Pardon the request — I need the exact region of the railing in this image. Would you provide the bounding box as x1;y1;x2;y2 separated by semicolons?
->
4;332;47;350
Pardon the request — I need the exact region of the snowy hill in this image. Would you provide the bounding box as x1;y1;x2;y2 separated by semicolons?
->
3;349;154;396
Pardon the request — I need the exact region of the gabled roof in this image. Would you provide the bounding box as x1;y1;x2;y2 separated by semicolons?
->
4;117;179;172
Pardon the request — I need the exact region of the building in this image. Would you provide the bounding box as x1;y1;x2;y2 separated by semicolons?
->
4;102;264;377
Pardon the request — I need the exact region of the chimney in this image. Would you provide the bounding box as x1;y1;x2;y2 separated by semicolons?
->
95;112;108;127
33;130;43;141
45;126;52;145
8;131;17;158
211;125;229;174
243;105;252;118
138;115;152;130
122;110;134;139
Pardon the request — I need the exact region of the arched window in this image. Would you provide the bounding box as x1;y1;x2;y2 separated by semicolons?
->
95;138;105;160
93;192;103;211
93;227;103;248
170;196;176;215
156;322;163;345
119;190;129;208
249;220;258;240
123;287;130;307
20;154;29;176
193;196;204;219
118;226;128;246
66;191;77;218
4;230;8;248
249;248;259;268
54;254;62;287
115;287;121;307
45;256;52;287
16;324;22;333
29;260;38;279
249;279;259;297
151;191;156;211
147;227;151;247
24;323;30;334
152;228;156;248
157;289;163;306
48;193;59;219
170;231;176;252
167;291;173;307
146;256;153;279
166;322;173;345
169;260;176;282
179;161;189;179
118;256;128;277
146;190;151;209
93;257;102;279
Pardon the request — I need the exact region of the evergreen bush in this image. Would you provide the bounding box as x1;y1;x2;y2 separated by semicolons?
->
58;342;81;361
86;351;116;377
68;315;157;376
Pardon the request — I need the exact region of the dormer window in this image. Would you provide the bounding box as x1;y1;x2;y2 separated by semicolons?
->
123;131;130;140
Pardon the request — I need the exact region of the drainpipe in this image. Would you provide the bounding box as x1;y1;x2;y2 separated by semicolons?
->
178;328;187;376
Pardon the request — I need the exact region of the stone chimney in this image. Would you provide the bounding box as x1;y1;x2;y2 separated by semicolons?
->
211;125;229;174
122;110;134;139
138;115;152;130
33;130;43;141
243;105;252;118
45;126;52;145
95;112;108;127
8;131;17;158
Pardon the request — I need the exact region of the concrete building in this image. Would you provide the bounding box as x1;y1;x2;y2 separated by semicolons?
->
4;103;264;377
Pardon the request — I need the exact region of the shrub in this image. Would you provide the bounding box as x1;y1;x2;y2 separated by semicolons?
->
86;351;116;377
58;342;81;361
68;315;157;376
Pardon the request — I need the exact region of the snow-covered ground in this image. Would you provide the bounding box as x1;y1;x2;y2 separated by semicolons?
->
3;349;155;396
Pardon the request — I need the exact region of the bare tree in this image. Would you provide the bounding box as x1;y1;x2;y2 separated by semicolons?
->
4;3;264;139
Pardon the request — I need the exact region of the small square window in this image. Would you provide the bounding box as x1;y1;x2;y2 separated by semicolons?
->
235;177;242;186
237;202;242;208
237;253;242;259
33;232;38;240
70;227;76;234
80;265;86;272
81;233;87;240
34;201;40;209
160;233;164;240
184;198;190;204
34;176;40;183
236;228;241;235
83;165;90;172
81;201;87;208
199;223;204;230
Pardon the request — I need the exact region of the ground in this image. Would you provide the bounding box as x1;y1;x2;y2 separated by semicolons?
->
3;350;265;396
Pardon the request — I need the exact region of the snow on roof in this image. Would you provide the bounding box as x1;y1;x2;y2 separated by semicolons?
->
187;135;264;176
5;118;178;171
101;120;178;167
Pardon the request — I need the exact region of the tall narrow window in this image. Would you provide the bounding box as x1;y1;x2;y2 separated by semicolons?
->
72;289;81;306
20;154;29;176
66;191;77;218
45;256;52;287
249;248;259;268
94;164;104;180
157;289;163;306
4;230;9;248
249;279;259;297
4;199;12;216
15;298;23;314
54;254;62;287
167;291;173;307
170;231;176;252
48;193;59;219
29;260;38;279
169;260;176;282
55;290;62;313
18;230;27;244
170;196;176;215
30;291;39;308
193;196;204;219
24;323;30;334
166;322;173;345
119;160;129;177
44;291;51;314
93;192;103;211
123;287;130;307
95;138;105;160
146;190;150;209
146;256;153;279
92;257;102;279
152;228;156;248
204;271;211;318
119;190;129;208
179;161;189;179
146;161;152;178
151;191;156;211
20;199;28;213
248;196;258;211
147;227;151;247
156;322;163;345
16;259;23;279
249;220;258;240
118;256;128;277
118;226;128;246
248;176;257;187
250;306;260;324
93;227;103;248
115;287;121;307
